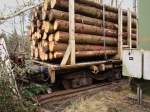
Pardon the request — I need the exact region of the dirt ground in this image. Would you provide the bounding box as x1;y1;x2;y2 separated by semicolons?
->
41;82;150;112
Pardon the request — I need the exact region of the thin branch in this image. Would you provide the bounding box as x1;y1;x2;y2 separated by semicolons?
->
0;2;43;21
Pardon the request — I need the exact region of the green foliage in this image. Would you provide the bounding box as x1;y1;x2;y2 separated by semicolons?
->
22;83;48;97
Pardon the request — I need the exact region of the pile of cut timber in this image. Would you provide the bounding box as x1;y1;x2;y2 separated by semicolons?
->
29;0;137;62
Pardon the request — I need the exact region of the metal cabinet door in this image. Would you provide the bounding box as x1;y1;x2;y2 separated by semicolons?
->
123;49;142;78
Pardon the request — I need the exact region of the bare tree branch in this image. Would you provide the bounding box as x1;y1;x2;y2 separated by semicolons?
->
0;2;43;21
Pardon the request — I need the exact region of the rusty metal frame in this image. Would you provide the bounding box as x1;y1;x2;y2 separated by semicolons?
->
32;59;121;83
32;0;126;83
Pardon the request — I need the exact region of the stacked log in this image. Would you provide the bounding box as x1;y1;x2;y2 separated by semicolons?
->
29;0;137;62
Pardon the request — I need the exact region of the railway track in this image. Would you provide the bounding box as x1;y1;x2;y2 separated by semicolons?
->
36;79;126;106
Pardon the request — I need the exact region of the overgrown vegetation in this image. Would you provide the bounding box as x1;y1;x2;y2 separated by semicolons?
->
22;83;48;98
1;30;31;59
0;62;37;112
13;61;49;98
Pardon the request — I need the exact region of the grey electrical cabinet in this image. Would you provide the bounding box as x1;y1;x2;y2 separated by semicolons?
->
143;51;150;80
123;49;143;79
123;49;150;80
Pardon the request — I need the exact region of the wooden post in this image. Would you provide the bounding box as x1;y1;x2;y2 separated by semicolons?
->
118;8;123;60
111;0;118;7
128;8;132;49
48;68;56;83
69;0;76;65
137;84;143;105
61;0;75;65
102;4;107;59
136;18;139;48
133;0;138;14
133;0;138;48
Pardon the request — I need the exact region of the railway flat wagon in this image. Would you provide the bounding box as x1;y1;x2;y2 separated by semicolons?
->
29;0;138;89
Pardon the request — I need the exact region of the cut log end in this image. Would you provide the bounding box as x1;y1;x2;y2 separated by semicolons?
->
43;0;51;11
51;0;56;9
42;10;47;20
49;41;54;52
48;34;54;41
43;21;54;33
54;20;58;31
49;11;54;22
54;31;60;41
34;48;39;59
49;52;53;60
43;32;47;40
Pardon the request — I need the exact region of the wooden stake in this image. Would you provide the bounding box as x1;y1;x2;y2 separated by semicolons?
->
128;8;132;49
118;7;123;60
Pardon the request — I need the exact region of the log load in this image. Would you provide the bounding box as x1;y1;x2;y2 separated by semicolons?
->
44;0;136;18
50;0;137;26
75;0;136;18
29;0;138;63
54;31;137;46
49;42;117;52
43;9;137;31
53;20;137;39
53;50;117;59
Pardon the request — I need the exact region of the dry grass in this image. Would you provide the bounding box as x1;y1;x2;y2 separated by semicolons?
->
64;85;150;112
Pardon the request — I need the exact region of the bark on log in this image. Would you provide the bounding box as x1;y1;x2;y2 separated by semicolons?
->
50;0;136;26
75;0;136;18
49;9;117;29
54;31;137;47
55;31;118;45
54;20;137;38
53;50;117;59
48;9;137;31
49;41;117;52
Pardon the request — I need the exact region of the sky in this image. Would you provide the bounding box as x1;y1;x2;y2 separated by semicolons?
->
0;0;135;36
